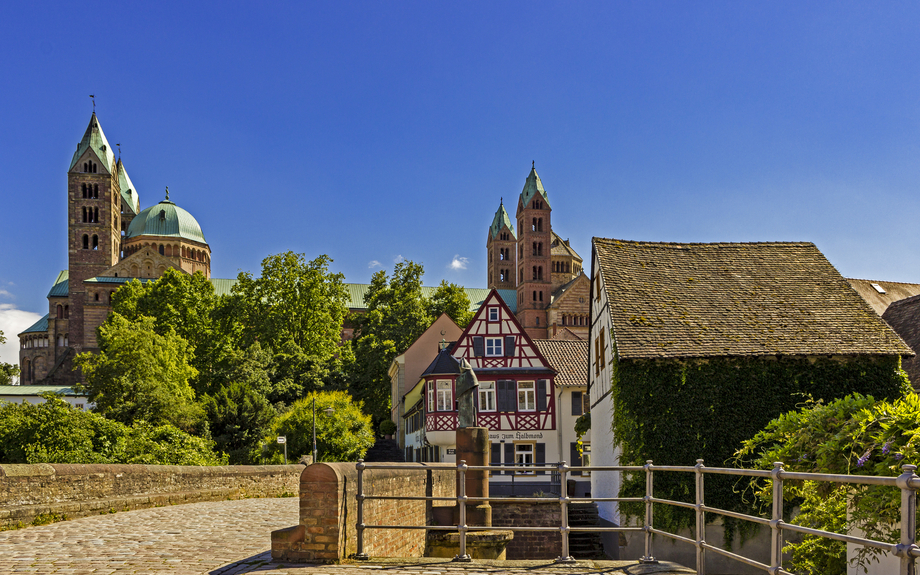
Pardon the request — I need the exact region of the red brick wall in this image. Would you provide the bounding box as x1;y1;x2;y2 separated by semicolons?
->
492;500;561;559
274;462;456;562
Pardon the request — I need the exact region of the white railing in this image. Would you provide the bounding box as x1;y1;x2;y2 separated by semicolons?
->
354;459;920;574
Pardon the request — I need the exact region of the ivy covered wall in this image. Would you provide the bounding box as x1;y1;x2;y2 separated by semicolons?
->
612;353;909;529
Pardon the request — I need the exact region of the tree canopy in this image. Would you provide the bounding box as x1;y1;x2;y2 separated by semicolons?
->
75;314;203;432
349;260;472;421
0;395;225;465
261;391;374;463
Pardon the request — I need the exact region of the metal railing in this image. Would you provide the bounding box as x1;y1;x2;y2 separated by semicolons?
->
353;459;920;574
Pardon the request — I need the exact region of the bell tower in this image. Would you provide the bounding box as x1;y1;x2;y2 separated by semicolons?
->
486;199;516;291
67;112;121;350
515;164;552;339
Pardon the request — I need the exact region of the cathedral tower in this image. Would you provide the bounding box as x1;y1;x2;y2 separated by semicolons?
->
515;165;552;339
67;113;121;350
486;199;516;291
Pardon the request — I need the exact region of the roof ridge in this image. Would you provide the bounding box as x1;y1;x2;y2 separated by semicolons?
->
846;277;920;287
593;237;816;248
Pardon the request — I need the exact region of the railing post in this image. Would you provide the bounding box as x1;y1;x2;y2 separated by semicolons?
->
695;459;706;575
896;464;918;575
454;460;471;562
355;460;369;560
640;460;657;564
769;461;784;574
556;461;576;564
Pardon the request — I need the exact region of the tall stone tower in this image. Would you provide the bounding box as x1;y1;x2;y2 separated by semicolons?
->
486;199;517;291
67;113;121;351
515;165;552;339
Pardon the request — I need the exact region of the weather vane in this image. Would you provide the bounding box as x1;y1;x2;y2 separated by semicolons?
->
116;143;121;159
90;94;95;112
165;186;170;201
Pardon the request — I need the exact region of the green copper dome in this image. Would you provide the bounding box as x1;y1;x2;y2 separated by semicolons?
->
125;200;208;245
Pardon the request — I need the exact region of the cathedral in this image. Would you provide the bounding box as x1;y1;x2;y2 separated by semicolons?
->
18;112;589;385
18;113;212;386
486;165;590;340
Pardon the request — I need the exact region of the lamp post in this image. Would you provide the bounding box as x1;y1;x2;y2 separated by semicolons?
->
312;396;335;463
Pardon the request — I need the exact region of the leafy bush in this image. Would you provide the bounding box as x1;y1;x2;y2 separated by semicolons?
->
261;391;374;463
734;392;920;574
379;419;397;436
0;395;226;465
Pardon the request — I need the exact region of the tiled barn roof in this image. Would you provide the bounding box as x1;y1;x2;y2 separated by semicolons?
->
882;294;920;388
535;339;588;386
593;238;912;360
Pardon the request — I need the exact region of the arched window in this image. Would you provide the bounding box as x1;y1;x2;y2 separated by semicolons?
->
92;235;98;250
539;291;543;302
82;234;89;249
56;305;63;319
533;266;537;280
532;291;537;301
93;207;99;222
538;266;543;280
532;218;537;231
538;218;543;232
82;207;87;222
81;183;87;198
93;184;99;198
64;334;68;346
57;335;63;347
159;244;165;256
94;292;99;301
64;305;69;318
92;162;97;173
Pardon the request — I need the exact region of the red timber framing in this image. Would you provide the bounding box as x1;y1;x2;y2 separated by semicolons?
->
426;289;557;433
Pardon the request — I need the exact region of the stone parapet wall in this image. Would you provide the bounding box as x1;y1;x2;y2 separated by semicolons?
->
492;500;562;559
0;464;301;529
272;462;456;562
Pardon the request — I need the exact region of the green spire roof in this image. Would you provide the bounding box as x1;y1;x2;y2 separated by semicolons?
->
519;165;551;209
125;195;208;245
116;160;140;216
489;200;516;239
69;112;116;173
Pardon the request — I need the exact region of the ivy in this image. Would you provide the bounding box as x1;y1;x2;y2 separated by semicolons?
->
611;354;909;540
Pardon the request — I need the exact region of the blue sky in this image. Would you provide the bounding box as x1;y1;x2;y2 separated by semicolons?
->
2;2;920;365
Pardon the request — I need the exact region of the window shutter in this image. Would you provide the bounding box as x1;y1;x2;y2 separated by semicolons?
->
571;391;583;416
497;380;514;412
570;442;582;475
504;443;514;475
491;442;500;476
504;336;515;357
537;379;548;411
473;336;484;357
536;443;546;475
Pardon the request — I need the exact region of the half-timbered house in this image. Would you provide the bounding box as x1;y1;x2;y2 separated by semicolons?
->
401;289;590;495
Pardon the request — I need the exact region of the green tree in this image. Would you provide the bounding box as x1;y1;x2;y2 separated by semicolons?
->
110;269;227;396
734;392;920;575
0;395;225;465
261;391;374;463
0;330;20;385
427;280;474;328
201;381;277;464
350;260;431;421
75;314;203;431
225;252;350;404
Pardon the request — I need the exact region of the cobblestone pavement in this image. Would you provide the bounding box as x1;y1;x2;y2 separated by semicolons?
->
0;498;695;575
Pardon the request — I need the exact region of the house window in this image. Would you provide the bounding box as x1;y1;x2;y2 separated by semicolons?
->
485;337;503;357
436;380;453;411
518;381;535;411
75;403;84;410
479;381;496;412
572;391;584;416
488;307;499;322
515;443;535;474
427;381;435;413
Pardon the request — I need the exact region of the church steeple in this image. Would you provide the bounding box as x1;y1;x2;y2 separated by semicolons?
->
515;164;552;339
69;112;116;174
486;199;517;291
519;163;551;211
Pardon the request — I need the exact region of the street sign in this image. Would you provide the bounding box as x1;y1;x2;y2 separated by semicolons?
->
277;436;286;444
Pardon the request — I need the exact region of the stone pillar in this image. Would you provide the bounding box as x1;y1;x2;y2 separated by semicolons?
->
456;427;491;527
